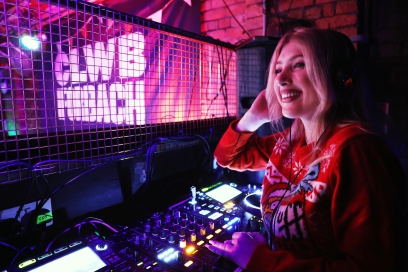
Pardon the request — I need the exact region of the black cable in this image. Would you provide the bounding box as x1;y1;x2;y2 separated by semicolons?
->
222;0;252;38
205;46;232;118
45;217;118;252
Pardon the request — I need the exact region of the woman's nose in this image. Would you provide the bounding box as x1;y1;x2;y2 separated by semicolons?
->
276;68;291;87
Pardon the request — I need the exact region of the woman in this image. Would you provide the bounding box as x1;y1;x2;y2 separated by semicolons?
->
206;27;407;271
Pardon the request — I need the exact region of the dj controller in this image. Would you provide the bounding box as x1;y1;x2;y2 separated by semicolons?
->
7;182;265;272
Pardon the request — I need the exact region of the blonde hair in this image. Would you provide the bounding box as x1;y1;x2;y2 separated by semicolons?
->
265;27;375;146
264;27;381;165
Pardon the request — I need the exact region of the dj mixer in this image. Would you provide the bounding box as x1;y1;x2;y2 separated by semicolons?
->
8;182;265;272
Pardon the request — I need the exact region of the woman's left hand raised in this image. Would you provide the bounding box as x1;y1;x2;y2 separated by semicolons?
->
205;231;267;269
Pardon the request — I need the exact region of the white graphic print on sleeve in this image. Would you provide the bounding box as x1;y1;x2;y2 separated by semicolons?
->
274;136;289;155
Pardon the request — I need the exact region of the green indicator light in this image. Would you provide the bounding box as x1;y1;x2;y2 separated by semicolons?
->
18;259;36;268
6;120;17;136
201;182;222;192
36;212;53;225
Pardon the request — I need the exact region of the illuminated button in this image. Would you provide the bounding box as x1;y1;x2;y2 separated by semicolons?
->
206;234;214;240
37;252;52;260
69;241;82;248
197;240;205;246
179;238;187;248
158;248;176;261
215;229;222;234
199;210;210;216
18;259;36;268
54;246;68;253
137;262;144;266
208;204;214;208
224;201;235;209
222;224;228;229
95;243;108;251
214;206;220;210
185;246;195;254
228;217;240;226
184;260;194;267
208;212;223;220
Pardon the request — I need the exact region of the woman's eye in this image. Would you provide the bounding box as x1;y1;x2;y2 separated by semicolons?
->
294;62;305;68
274;69;282;74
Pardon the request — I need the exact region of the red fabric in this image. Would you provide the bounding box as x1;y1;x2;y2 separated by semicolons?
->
214;119;406;272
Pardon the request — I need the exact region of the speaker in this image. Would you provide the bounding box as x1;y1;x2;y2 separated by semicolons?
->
234;37;279;185
236;36;279;118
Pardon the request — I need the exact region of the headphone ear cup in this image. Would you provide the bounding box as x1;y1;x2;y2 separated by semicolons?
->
334;68;356;92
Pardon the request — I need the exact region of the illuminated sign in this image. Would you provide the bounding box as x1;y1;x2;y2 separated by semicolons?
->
54;32;147;125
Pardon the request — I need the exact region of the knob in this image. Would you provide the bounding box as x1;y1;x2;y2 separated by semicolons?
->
134;235;140;245
201;262;208;272
209;222;215;230
173;210;181;218
183;213;189;220
179;229;186;237
190;232;197;242
168;234;175;243
156;219;162;228
152;227;159;236
160;230;166;239
190;216;196;224
179;238;186;248
133;250;139;261
199;227;206;236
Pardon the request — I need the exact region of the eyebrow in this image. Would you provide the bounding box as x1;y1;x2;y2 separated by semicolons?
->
276;54;304;65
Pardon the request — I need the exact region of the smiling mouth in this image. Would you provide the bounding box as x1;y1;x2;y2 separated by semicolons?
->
281;92;301;101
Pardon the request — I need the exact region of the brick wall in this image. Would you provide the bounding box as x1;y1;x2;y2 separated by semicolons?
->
201;0;359;45
201;0;408;153
201;0;264;45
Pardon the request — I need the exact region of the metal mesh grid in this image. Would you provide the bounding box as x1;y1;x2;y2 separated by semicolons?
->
0;0;237;183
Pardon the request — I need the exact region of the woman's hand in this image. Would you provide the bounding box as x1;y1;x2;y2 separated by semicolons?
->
236;90;270;132
205;232;267;269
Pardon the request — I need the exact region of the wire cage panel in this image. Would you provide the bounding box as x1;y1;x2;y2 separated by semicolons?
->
0;0;237;183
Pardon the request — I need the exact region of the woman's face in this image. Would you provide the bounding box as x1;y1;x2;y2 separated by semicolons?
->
274;41;321;122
